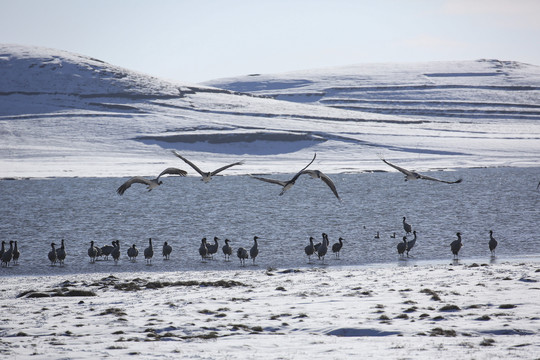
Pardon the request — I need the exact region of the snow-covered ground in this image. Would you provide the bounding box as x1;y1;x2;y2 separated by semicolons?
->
2;262;539;359
1;44;539;179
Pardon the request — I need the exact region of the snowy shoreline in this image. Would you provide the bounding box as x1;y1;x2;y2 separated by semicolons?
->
2;260;539;359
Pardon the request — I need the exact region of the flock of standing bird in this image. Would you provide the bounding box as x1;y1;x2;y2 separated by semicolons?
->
1;152;502;269
0;218;498;268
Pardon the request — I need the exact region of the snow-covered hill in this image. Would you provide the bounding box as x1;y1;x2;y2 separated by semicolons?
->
203;60;540;122
1;44;539;179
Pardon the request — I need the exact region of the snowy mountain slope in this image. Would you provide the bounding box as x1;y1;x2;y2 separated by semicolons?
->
1;44;539;179
203;60;540;122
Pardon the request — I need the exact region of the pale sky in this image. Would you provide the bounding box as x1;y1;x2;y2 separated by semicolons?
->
1;0;539;83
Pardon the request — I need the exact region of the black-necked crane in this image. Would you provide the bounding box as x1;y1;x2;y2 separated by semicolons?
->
332;237;344;259
305;237;315;263
162;241;172;260
397;237;407;257
489;230;498;256
206;237;219;259
403;217;412;234
1;240;13;267
116;167;187;195
88;241;98;263
56;239;66;266
450;232;463;259
101;241;115;260
406;231;417;257
199;238;208;262
172;151;243;182
380;157;462;184
250;236;259;265
237;247;249;266
127;244;139;261
48;242;58;265
317;233;329;263
12;241;20;265
111;240;120;263
144;238;153;264
222;239;232;261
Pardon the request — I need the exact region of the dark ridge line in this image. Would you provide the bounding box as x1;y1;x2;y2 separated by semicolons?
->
87;102;143;112
327;106;540;120
328;105;540;116
423;72;504;77
147;100;427;124
262;84;540;98
319;98;540;109
0;113;138;120
325;84;540;92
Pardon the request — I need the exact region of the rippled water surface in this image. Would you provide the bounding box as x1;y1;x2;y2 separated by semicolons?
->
1;167;539;276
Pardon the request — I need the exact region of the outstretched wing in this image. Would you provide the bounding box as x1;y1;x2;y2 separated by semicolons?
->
249;175;288;187
381;158;417;178
116;177;152;195
171;151;205;176
210;161;244;176
301;170;341;201
417;173;462;184
156;167;187;180
289;153;317;183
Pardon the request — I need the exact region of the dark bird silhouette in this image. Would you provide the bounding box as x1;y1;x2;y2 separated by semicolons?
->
0;241;4;261
199;238;208;262
172;151;243;182
56;239;66;265
450;232;463;259
222;239;232;261
299;169;341;201
317;233;329;263
375;232;380;239
397;237;407;257
390;232;396;239
116;167;187;195
162;241;172;260
12;241;20;265
305;237;315;263
489;230;498;256
237;247;249;266
406;231;417;257
101;241;115;260
88;241;98;263
332;237;344;259
144;238;154;264
403;217;412;234
48;242;58;265
380;157;462;184
206;237;219;259
1;241;13;267
127;244;139;261
249;153;317;196
250;236;259;265
111;240;120;263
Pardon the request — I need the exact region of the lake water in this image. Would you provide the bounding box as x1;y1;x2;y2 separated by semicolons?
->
1;167;539;276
